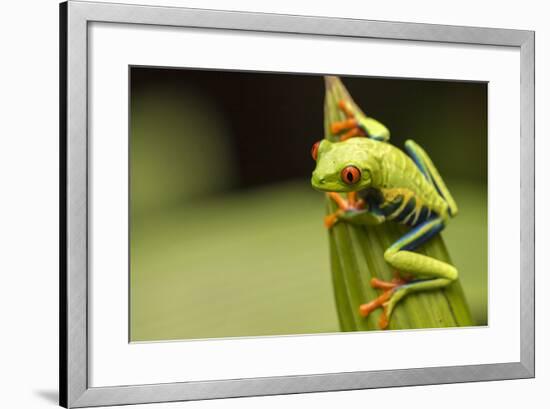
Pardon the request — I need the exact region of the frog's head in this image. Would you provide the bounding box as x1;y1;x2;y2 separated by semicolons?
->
310;138;378;193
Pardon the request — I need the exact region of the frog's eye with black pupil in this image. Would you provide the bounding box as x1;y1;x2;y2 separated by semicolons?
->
341;166;361;185
311;140;321;161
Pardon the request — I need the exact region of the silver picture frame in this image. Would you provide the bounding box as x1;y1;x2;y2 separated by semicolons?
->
60;1;535;407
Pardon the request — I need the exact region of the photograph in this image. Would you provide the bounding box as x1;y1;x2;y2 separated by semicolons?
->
129;67;488;341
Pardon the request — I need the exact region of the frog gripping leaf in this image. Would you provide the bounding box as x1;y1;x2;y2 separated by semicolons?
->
311;90;461;330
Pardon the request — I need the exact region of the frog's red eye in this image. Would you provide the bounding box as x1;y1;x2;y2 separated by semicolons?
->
311;140;321;161
341;166;361;185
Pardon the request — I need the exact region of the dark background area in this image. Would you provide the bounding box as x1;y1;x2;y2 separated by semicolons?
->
131;67;487;191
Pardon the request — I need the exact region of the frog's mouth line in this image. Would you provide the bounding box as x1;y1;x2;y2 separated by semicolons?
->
311;178;358;193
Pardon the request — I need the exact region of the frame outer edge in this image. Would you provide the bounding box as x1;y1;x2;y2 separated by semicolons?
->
59;2;69;407
519;31;535;377
70;0;532;46
67;1;89;407
63;1;536;407
72;363;532;407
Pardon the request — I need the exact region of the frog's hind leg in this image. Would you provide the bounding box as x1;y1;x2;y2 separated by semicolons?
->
330;100;366;141
331;100;390;142
359;217;458;329
404;139;458;216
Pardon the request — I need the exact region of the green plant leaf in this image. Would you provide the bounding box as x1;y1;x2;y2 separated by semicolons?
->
323;76;474;331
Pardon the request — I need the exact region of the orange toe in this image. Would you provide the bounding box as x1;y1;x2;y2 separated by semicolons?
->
370;277;398;291
330;118;357;134
358;290;393;317
324;214;338;228
338;99;355;117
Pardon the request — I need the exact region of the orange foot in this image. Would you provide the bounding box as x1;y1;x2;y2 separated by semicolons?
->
324;191;365;228
359;275;408;329
330;100;366;141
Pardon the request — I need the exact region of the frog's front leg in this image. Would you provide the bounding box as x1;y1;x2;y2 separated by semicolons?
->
359;217;458;329
325;192;385;228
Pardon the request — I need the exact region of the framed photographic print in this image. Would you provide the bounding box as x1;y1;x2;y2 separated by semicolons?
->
60;1;534;407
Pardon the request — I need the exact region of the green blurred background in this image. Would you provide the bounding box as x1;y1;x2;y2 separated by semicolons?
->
130;67;487;342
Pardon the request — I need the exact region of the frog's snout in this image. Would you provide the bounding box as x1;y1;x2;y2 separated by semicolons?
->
311;172;328;190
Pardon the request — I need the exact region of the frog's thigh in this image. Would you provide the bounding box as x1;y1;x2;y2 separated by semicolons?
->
383;217;457;281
